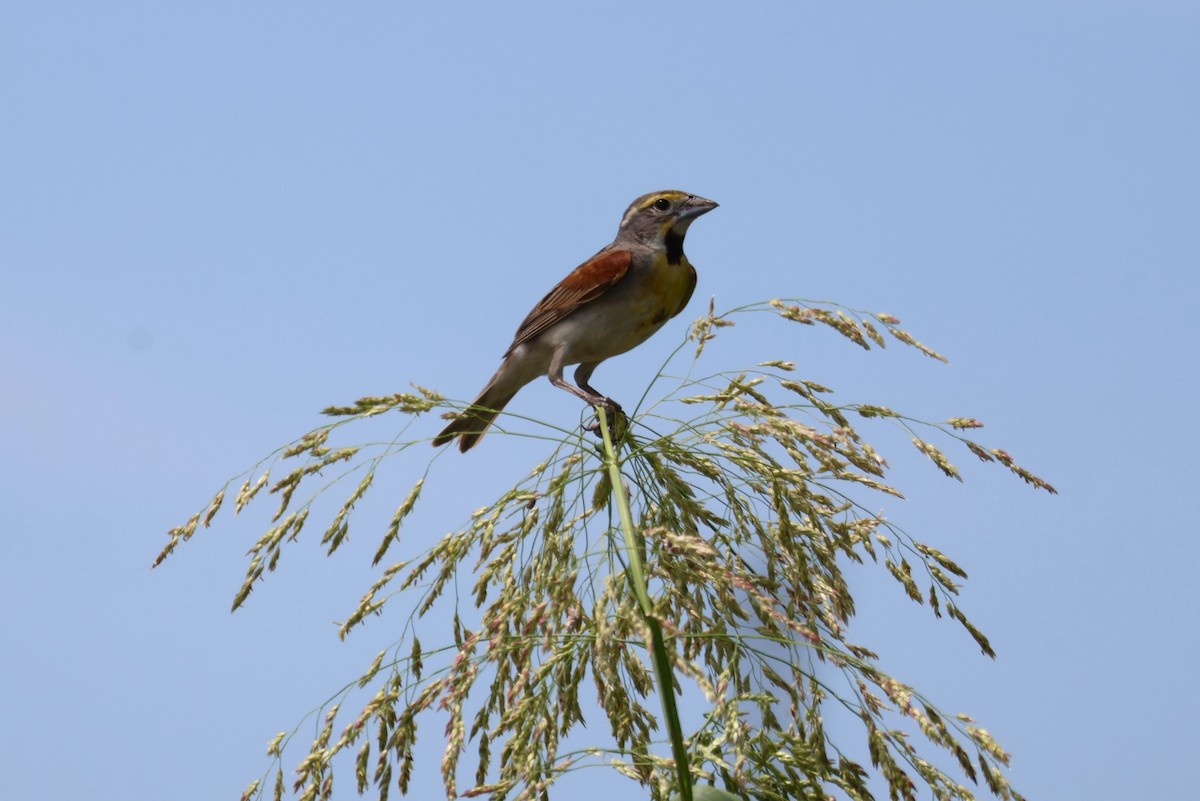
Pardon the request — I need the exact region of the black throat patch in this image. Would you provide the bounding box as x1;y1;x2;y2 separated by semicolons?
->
665;229;684;265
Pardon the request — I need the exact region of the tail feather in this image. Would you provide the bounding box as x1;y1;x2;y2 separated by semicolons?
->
432;387;516;452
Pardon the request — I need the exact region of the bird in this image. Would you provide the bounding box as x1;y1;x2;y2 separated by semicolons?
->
433;189;718;452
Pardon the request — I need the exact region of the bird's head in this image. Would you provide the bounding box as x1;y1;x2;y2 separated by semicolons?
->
615;190;718;254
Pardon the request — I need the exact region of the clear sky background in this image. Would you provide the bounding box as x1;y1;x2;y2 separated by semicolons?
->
3;3;1198;800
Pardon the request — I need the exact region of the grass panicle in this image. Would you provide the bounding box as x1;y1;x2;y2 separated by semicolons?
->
160;299;1052;801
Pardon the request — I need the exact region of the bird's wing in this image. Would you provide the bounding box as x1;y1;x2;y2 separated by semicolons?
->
506;247;633;353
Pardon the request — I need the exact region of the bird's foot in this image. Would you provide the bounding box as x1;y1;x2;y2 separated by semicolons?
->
584;398;626;441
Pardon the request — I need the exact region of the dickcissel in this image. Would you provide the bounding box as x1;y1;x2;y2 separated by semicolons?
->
433;189;718;452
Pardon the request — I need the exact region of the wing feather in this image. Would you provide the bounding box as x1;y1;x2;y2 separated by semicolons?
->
507;248;632;352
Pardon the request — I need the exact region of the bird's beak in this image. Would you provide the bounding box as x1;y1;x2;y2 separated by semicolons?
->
679;195;719;220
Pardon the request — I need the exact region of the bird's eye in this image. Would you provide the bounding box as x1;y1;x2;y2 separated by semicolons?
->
653;198;672;211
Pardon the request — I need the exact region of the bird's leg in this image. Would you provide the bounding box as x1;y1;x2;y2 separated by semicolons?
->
548;348;609;406
574;362;626;440
545;352;625;439
573;362;621;413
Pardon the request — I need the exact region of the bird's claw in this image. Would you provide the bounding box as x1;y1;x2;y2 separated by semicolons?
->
585;399;626;441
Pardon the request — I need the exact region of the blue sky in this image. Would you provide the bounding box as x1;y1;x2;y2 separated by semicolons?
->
3;2;1198;799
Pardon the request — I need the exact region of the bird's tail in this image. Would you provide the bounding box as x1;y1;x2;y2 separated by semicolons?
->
432;383;517;452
